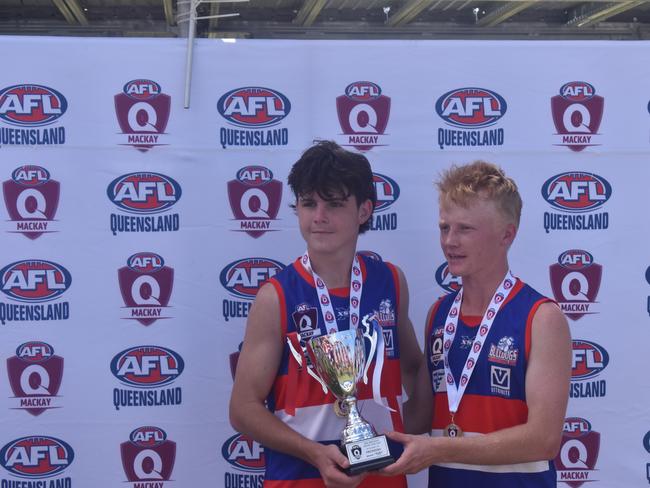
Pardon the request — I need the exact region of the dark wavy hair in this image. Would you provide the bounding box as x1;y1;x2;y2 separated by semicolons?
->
288;140;376;233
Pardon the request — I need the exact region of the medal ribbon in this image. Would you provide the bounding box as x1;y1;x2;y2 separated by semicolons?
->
443;271;516;416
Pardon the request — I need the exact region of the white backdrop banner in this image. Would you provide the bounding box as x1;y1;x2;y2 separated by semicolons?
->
0;36;649;488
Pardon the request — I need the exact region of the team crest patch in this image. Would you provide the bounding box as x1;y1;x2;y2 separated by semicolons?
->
292;304;319;340
488;336;519;366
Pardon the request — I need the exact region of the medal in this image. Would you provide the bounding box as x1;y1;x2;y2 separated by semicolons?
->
444;423;463;438
333;399;349;417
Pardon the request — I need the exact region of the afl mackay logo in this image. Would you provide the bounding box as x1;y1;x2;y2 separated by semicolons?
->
114;79;170;151
570;339;608;399
7;341;63;416
336;81;390;151
435;87;506;150
0;435;74;486
0;84;67;146
121;426;176;487
541;171;611;233
108;171;181;236
551;81;603;152
435;262;462;293
0;259;71;325
369;173;399;232
218;86;290;149
227;165;282;238
554;417;600;487
549;249;601;321
3;165;60;239
222;433;265;487
111;345;183;410
118;252;173;326
220;257;284;322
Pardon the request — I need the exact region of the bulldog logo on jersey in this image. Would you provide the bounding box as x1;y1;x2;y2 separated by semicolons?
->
7;341;63;416
227;165;282;238
549;249;601;321
3;165;59;239
118;252;173;326
121;426;176;486
115;79;171;151
554;417;600;487
336;81;390;151
551;82;603;152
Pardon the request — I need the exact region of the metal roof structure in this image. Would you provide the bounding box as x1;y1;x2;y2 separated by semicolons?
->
2;0;650;39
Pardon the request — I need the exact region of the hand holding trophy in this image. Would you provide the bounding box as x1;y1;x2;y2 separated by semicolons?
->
308;328;394;475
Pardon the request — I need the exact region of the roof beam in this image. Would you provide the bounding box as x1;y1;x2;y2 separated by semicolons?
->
63;0;88;25
387;0;435;26
568;0;647;26
163;0;176;26
477;1;536;26
209;2;220;30
294;0;327;26
51;0;77;24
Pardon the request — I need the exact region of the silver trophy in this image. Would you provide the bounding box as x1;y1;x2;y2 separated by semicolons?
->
308;328;393;475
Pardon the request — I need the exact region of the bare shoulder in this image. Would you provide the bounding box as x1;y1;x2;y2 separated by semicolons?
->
532;301;569;334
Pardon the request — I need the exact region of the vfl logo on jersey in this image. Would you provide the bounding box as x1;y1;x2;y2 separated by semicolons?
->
228;165;282;238
549;249;601;321
3;165;60;239
541;171;611;233
0;435;74;480
108;171;181;235
114;79;171;151
336;81;390;151
490;365;511;397
293;304;319;341
121;426;176;485
7;341;63;416
118;252;174;326
436;87;506;149
222;433;265;473
488;336;519;366
570;339;608;399
554;417;600;487
0;84;66;146
218;87;290;148
435;262;462;293
369;173;399;232
551;82;603;152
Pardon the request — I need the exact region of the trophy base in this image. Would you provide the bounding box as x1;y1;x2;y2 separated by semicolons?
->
343;434;394;475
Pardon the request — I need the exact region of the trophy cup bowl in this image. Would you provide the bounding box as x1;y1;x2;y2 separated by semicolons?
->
308;328;393;475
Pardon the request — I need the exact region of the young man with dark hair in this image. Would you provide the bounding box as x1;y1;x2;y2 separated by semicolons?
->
380;161;571;487
230;141;423;488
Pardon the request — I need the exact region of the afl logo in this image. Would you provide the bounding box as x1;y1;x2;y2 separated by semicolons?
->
127;252;165;273
0;84;67;127
16;341;54;361
559;81;596;102
110;345;184;387
0;259;71;302
373;173;400;212
218;87;291;128
571;340;609;380
345;81;381;101
558;249;593;270
220;258;284;299
435;88;507;128
123;79;161;100
542;172;611;212
129;426;167;446
107;172;182;214
0;435;74;478
562;417;592;436
236;166;274;186
435;262;462;293
222;433;265;472
11;166;50;186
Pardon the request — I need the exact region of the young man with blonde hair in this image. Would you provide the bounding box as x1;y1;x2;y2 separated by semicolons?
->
381;161;571;487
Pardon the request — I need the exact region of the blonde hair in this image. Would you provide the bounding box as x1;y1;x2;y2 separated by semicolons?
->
437;161;522;228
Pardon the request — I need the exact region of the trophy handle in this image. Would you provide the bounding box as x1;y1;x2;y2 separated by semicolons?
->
361;315;378;384
287;334;329;394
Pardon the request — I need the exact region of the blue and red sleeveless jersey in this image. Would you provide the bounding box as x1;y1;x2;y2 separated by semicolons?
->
426;280;556;487
264;254;406;488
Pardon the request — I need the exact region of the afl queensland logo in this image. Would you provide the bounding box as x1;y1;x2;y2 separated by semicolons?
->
0;84;67;146
0;435;74;479
3;165;60;239
7;341;64;416
121;427;176;484
551;81;604;152
370;173;399;232
436;87;506;149
1;259;71;302
336;81;390;151
111;345;184;388
222;433;265;472
114;79;171;151
220;258;284;300
118;252;174;326
435;262;462;293
541;172;610;233
218;87;290;148
227;165;283;238
554;417;600;487
549;250;601;321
